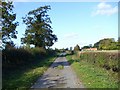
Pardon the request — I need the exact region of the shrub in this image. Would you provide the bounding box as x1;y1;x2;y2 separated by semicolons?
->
79;51;119;72
2;48;32;69
2;47;55;69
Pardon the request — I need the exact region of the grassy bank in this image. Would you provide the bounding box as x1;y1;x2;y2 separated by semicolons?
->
79;51;119;72
66;52;119;88
2;47;56;89
3;56;56;89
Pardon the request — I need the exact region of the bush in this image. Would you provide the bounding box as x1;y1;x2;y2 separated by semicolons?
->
2;48;33;67
79;51;119;72
2;47;56;69
30;47;46;59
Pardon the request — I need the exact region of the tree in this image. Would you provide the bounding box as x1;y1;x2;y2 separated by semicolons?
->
21;5;57;49
93;38;118;50
1;1;18;48
65;48;68;51
74;44;80;51
81;45;90;49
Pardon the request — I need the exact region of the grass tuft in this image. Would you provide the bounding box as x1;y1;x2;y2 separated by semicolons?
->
56;65;64;70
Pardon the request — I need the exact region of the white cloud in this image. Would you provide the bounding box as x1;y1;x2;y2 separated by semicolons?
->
92;2;118;16
63;32;79;39
98;2;111;9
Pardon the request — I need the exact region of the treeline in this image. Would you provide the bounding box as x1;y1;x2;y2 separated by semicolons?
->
82;38;120;50
60;38;120;54
93;38;120;50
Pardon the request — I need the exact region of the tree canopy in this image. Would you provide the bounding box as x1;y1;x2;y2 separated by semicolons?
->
21;5;57;49
81;46;90;49
93;38;119;50
1;1;18;48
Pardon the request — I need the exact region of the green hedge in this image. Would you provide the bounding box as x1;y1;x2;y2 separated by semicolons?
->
2;47;57;89
2;47;56;69
79;51;119;72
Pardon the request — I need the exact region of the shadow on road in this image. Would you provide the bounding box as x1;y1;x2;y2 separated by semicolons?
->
31;74;67;88
51;57;70;68
30;56;85;88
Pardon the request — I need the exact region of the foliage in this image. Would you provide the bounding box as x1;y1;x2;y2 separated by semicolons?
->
81;45;90;49
2;55;56;89
67;52;119;88
55;48;60;53
67;56;118;88
56;65;64;70
21;5;57;49
79;51;119;72
93;38;119;50
74;44;80;51
2;47;56;69
2;46;57;89
1;1;18;48
2;48;32;68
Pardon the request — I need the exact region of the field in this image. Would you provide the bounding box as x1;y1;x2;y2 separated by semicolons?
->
66;50;119;88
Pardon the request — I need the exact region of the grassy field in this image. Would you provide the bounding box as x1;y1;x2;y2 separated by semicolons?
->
66;52;119;88
2;55;56;89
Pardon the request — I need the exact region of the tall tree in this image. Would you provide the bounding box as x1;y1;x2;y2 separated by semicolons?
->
1;1;18;48
21;5;57;49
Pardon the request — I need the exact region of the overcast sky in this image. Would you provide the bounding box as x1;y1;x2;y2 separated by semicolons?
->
12;0;118;49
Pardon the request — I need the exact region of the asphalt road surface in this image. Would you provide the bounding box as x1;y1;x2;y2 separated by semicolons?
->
31;57;84;88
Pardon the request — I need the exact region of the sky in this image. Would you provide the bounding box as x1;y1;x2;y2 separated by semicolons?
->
11;0;118;49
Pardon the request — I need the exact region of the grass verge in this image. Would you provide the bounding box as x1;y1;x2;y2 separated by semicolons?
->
66;55;118;88
3;56;56;89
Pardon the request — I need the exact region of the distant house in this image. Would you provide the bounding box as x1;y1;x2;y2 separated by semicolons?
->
82;48;97;51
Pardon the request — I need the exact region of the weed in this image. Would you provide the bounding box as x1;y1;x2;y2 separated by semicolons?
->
56;65;64;70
